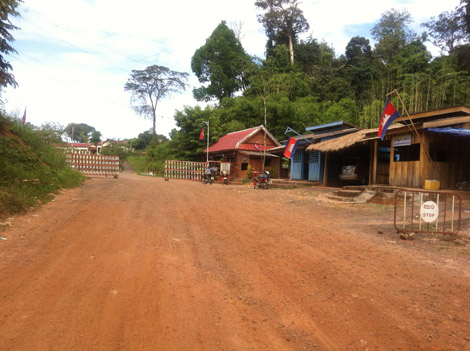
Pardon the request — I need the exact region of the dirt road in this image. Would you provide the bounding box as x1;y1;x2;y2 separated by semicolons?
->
1;171;469;350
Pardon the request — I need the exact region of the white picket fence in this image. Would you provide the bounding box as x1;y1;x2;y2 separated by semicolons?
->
66;153;120;177
164;160;207;181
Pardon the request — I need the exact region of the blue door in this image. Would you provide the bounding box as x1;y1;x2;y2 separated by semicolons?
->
290;148;303;179
308;151;321;181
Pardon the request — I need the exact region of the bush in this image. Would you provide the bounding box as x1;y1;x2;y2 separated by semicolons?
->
0;114;85;218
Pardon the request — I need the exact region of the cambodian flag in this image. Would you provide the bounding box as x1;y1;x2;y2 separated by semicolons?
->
21;108;26;124
199;125;204;140
254;142;260;150
378;99;400;140
283;136;298;159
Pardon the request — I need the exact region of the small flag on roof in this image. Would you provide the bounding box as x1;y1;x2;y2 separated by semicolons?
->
283;136;298;159
254;142;260;150
378;99;400;140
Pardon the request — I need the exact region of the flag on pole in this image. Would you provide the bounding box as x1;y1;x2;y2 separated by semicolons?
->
283;136;298;159
199;125;204;140
21;108;26;125
254;142;260;150
378;99;400;140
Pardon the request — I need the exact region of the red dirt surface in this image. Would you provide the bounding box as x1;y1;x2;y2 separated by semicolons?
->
1;171;469;350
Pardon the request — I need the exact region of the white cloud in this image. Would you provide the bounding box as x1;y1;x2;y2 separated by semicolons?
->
2;0;462;139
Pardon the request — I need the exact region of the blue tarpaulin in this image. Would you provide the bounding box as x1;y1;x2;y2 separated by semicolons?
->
426;127;470;137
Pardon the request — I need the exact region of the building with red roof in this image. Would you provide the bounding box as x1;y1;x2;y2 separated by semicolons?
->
205;125;281;179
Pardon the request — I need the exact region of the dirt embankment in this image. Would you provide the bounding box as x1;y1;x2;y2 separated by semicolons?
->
0;171;469;350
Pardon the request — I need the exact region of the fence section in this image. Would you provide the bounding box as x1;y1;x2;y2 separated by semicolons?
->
394;189;462;235
164;160;207;181
66;154;120;177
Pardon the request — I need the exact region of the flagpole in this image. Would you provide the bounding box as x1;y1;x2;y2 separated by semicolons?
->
386;89;420;140
284;127;314;144
386;89;432;162
205;121;209;164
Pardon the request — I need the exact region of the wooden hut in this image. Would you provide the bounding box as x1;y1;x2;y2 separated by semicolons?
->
205;126;281;179
306;105;470;189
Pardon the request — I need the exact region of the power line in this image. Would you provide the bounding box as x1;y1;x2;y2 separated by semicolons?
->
20;17;134;74
25;8;156;68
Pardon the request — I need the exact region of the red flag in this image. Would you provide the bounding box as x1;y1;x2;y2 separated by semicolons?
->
378;99;400;140
283;136;298;159
199;125;204;140
21;108;26;124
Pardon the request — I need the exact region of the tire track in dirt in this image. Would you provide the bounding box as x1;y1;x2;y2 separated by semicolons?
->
0;173;469;350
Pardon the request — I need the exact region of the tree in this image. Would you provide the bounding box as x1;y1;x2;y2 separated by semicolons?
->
124;65;188;136
422;7;467;55
371;9;415;64
64;123;96;143
171;105;221;161
191;21;251;103
131;130;154;150
38;122;64;143
255;0;309;65
0;0;21;89
89;130;102;144
344;36;377;106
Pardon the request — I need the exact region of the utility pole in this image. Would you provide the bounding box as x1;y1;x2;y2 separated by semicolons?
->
204;121;210;164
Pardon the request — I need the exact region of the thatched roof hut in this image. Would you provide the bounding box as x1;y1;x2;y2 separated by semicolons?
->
306;124;404;153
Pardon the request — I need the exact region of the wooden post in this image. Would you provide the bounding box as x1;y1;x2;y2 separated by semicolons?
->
322;152;328;186
371;139;378;185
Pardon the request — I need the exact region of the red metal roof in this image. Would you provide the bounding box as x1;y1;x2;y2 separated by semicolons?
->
206;126;280;153
207;127;259;152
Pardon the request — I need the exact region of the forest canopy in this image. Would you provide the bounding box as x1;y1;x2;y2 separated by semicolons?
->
146;1;470;164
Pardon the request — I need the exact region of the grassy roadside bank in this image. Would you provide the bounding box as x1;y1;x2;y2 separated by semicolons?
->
0;114;85;220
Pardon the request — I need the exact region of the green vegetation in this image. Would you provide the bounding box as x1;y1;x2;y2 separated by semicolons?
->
0;113;85;219
131;3;470;173
126;153;148;174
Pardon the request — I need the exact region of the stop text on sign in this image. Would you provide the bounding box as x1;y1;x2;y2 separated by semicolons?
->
420;201;439;223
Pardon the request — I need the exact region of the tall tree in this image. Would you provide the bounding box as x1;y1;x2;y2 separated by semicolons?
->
255;0;309;65
191;21;250;103
89;130;102;144
371;9;415;64
64;123;96;143
0;0;22;88
344;36;377;106
422;6;467;54
124;65;188;136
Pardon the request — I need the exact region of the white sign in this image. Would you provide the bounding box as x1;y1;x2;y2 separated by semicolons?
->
393;134;412;147
420;201;439;223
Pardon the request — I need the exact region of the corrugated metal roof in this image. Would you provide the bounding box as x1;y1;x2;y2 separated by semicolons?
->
206;126;280;153
426;127;470;137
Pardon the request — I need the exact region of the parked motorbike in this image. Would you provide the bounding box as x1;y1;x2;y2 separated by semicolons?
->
202;167;216;185
253;170;270;189
221;170;229;185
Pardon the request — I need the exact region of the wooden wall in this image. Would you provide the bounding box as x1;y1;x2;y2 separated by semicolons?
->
389;134;421;187
388;131;470;189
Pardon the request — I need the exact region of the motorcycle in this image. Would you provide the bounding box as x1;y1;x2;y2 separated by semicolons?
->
202;167;216;185
221;170;229;185
253;170;271;189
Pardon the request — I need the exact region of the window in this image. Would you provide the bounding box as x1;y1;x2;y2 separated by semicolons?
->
378;147;390;163
393;144;420;162
264;158;271;166
241;163;248;171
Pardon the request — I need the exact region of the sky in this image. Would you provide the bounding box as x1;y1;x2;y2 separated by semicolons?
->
2;0;462;141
